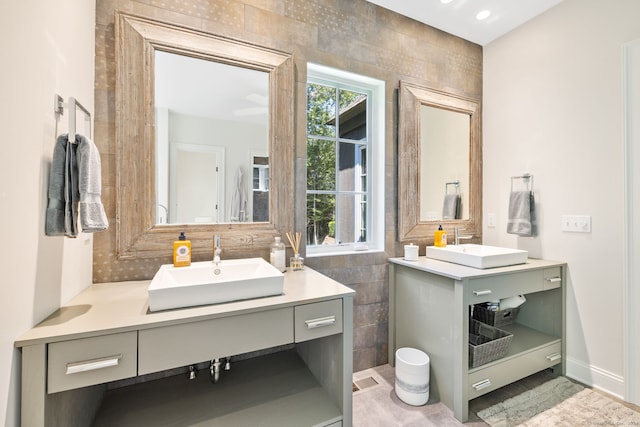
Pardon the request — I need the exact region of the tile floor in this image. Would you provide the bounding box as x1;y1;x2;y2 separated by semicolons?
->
352;364;558;426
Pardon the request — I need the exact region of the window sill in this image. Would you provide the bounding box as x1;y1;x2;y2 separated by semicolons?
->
306;248;385;258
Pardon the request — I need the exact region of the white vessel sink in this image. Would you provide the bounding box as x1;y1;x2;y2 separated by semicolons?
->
425;244;528;269
148;258;284;312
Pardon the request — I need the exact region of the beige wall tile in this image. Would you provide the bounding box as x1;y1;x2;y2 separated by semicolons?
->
94;0;481;370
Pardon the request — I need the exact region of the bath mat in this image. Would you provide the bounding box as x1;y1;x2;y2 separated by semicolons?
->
477;376;640;426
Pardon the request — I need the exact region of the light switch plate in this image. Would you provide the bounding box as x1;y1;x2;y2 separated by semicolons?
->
487;213;497;228
561;215;592;233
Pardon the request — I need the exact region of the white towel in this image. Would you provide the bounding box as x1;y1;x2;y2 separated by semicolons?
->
507;191;535;236
76;134;109;232
230;166;247;222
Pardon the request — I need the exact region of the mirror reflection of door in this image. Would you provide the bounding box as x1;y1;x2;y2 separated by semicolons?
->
419;105;470;221
171;144;224;223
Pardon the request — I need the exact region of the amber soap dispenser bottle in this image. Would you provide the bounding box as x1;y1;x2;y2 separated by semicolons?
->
173;232;192;267
434;225;447;248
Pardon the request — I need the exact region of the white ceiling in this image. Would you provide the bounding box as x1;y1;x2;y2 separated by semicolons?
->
366;0;563;46
157;1;564;119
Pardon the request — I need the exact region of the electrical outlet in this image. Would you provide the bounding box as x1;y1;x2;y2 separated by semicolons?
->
561;215;592;233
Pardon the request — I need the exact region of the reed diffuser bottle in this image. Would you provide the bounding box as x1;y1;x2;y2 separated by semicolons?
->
286;231;303;270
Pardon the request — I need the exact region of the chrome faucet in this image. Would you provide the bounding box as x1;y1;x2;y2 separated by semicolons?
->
210;358;221;383
213;235;221;274
210;356;231;383
454;227;473;246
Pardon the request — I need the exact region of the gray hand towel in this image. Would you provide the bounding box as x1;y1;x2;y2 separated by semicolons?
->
443;193;461;219
65;138;79;237
45;135;69;236
507;191;535;236
76;134;109;232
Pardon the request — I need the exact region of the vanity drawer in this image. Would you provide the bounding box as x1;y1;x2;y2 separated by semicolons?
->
467;341;562;399
467;270;546;304
138;308;293;375
48;331;137;394
295;299;343;343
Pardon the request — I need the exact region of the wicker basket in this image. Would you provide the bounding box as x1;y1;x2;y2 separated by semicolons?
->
468;319;513;368
473;304;520;327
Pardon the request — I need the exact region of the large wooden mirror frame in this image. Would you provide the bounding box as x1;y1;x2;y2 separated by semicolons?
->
115;12;294;259
398;80;482;243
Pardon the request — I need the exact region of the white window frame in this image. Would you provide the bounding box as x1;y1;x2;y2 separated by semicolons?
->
306;63;385;257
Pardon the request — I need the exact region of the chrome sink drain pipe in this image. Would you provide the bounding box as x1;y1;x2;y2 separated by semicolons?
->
188;365;197;380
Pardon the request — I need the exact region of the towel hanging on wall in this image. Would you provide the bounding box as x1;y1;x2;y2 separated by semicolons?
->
46;135;74;236
45;134;108;237
76;134;109;232
506;174;536;236
506;190;535;236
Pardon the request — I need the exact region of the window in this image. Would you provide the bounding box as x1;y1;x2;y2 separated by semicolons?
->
252;155;269;222
252;156;269;192
306;63;385;256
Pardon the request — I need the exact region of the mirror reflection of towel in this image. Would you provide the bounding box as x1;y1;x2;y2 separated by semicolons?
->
443;194;461;219
507;191;536;236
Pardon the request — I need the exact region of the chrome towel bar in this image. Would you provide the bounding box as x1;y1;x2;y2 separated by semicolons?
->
54;94;92;143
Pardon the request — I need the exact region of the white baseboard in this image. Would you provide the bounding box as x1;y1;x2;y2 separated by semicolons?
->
565;356;625;400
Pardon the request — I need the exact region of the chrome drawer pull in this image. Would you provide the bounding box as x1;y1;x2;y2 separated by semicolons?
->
545;277;562;283
305;315;336;329
472;379;492;390
473;289;492;296
66;354;122;375
546;352;562;362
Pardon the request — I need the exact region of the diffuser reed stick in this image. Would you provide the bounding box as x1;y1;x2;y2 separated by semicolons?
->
286;231;301;255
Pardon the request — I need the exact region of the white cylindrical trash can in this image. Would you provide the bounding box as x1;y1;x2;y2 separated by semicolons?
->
395;347;430;406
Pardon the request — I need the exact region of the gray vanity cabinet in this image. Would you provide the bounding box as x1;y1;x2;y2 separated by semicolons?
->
137;308;293;375
16;268;354;427
388;257;566;422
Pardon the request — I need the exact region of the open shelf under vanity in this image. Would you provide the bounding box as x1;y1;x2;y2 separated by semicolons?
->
93;350;342;427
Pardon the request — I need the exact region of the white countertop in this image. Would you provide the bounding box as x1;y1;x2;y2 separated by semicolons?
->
389;257;565;281
16;267;354;347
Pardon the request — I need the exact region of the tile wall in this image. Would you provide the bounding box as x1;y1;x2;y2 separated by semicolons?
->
94;0;482;371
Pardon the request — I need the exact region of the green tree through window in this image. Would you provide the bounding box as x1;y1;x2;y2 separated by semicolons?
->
306;81;368;246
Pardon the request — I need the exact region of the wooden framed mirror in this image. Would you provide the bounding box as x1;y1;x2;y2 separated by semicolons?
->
115;12;294;259
398;80;482;243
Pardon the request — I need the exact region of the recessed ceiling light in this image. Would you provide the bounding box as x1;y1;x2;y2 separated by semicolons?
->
476;10;491;20
440;0;453;4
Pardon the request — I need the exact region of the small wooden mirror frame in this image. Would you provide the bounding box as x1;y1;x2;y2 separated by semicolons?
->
398;80;482;243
